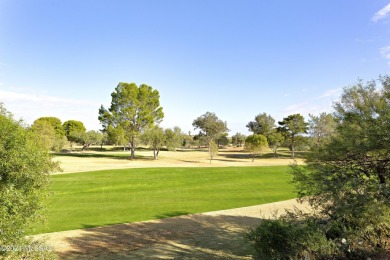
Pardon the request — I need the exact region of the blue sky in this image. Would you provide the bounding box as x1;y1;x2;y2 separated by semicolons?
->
1;1;390;135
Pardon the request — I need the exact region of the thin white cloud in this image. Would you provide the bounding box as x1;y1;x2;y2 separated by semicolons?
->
281;87;344;118
380;46;390;64
282;101;327;117
0;90;98;106
372;3;390;22
321;88;342;98
0;90;102;130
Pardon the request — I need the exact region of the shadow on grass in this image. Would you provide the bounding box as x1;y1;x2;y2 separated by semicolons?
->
54;214;258;259
155;211;191;219
178;160;202;164
53;153;155;161
213;158;246;163
218;151;309;160
176;148;209;152
218;153;251;160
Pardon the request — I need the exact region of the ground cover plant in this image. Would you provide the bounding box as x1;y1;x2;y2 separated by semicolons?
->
32;166;294;234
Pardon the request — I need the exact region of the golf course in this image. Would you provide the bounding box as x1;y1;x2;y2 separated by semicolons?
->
31;147;306;258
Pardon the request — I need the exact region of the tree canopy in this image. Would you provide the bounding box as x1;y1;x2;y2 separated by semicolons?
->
31;117;67;151
231;132;246;147
267;131;284;157
193;112;228;163
246;113;275;136
33;116;65;137
99;82;164;158
308;112;336;147
142;126;166;159
164;126;183;151
277;113;308;158
0;104;58;258
245;134;269;162
78;130;104;150
192;112;228;142
63;120;86;142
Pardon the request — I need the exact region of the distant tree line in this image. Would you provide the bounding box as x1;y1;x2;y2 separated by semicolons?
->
30;117;107;152
29;81;337;163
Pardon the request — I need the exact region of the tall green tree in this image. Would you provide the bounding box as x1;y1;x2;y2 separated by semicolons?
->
164;126;183;151
182;133;193;148
78;130;103;151
246;113;275;136
217;133;229;147
63;120;86;150
192;112;228;141
31;118;67;151
277;114;308;158
0;104;58;258
192;112;228;162
99;82;164;158
30;120;57;151
142;126;166;159
192;112;228;142
267;131;284;157
33;116;65;137
308;112;336;147
231;132;246;147
245;134;269;162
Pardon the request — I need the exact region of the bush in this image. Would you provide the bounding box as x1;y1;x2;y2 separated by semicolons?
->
245;212;336;260
0;104;58;258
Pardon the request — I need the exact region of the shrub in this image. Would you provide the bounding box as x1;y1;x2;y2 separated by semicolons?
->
0;104;58;258
245;211;336;259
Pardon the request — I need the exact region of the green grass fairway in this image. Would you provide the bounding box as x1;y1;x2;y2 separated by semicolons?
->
33;166;295;234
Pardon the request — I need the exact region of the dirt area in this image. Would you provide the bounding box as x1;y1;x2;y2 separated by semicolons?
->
33;199;310;259
53;147;304;174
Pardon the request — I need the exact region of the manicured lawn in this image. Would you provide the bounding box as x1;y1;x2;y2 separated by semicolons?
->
33;166;295;234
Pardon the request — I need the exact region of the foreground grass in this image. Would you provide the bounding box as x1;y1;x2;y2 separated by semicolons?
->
33;166;295;234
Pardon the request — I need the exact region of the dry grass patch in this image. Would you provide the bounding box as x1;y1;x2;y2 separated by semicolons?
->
53;147;305;174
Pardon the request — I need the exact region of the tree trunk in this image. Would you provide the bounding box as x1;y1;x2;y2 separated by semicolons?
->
153;149;158;160
130;146;135;159
82;144;89;151
130;137;136;159
291;135;295;159
209;146;211;163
